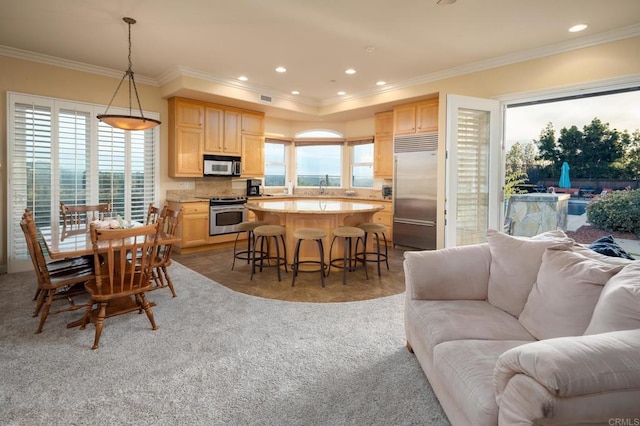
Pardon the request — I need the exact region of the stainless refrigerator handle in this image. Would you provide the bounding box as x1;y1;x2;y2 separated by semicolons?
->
393;218;435;226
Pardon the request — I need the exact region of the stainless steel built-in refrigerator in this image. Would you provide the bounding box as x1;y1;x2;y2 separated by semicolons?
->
393;133;438;250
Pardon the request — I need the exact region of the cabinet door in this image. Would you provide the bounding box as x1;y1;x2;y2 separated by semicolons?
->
204;107;224;153
175;127;204;176
416;99;438;133
176;100;204;128
241;133;265;176
224;110;242;155
375;111;394;136
181;213;209;247
374;134;393;178
241;112;264;135
393;105;416;135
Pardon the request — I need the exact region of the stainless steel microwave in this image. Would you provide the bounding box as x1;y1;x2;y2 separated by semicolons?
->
203;155;241;176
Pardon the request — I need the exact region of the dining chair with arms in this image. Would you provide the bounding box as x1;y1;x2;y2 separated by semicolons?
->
60;201;111;228
20;210;94;333
80;221;162;349
149;206;183;297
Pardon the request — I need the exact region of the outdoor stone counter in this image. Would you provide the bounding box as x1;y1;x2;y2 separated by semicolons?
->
506;193;570;237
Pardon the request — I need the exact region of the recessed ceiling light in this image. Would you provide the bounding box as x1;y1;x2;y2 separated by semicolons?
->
337;91;346;96
569;24;587;33
345;68;356;75
376;81;386;86
237;76;248;81
291;90;300;95
275;66;287;73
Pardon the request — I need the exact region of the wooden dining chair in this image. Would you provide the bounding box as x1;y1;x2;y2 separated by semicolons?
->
145;203;162;225
80;221;162;349
20;211;94;333
149;206;183;297
60;201;111;228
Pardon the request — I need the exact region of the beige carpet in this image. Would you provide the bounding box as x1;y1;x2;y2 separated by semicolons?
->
0;262;449;425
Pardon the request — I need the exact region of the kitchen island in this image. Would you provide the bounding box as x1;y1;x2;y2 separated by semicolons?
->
245;199;384;264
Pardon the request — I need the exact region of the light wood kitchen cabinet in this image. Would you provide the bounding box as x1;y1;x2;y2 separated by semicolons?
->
204;107;223;153
241;133;265;177
374;111;394;178
241;111;265;135
204;107;242;156
170;97;264;176
168;201;210;250
223;110;242;155
416;98;438;133
393;98;439;135
169;98;204;177
372;200;393;242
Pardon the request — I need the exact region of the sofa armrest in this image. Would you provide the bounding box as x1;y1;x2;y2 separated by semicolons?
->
403;243;491;300
494;329;640;401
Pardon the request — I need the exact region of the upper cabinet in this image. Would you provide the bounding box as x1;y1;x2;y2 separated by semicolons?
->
168;97;264;177
241;133;265;177
374;111;393;179
241;112;265;135
169;98;204;177
393;98;439;135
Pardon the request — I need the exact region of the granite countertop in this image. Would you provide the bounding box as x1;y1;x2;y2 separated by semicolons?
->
168;194;391;203
245;199;385;214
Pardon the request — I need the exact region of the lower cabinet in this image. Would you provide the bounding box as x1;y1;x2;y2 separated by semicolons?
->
168;201;209;251
372;201;393;243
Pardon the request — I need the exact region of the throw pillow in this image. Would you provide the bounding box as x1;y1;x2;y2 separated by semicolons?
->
518;246;625;340
584;263;640;334
486;229;573;318
588;235;635;260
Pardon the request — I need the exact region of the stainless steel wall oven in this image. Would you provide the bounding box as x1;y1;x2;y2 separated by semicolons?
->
209;196;247;236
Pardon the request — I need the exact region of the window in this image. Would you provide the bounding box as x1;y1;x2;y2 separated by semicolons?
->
294;130;344;188
7;92;159;272
350;141;374;188
264;140;287;187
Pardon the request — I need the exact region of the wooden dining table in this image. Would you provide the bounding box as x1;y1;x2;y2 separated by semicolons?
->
39;224;181;259
39;223;181;328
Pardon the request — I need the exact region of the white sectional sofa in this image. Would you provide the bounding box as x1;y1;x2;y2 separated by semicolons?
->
404;230;640;425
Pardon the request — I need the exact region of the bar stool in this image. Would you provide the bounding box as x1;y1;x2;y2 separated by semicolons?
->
328;226;368;285
251;225;288;281
291;228;327;288
356;222;390;277
231;221;267;270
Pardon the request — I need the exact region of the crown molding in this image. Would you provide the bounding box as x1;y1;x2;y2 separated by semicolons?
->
0;45;158;86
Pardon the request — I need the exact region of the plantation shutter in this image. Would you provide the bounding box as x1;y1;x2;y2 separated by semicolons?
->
455;108;490;245
7;92;159;272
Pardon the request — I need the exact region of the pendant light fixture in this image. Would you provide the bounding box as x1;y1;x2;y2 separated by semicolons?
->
97;17;161;131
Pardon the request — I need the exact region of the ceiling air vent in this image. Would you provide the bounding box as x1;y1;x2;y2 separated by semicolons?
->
260;94;273;103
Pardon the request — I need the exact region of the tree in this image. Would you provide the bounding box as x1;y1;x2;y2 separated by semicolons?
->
535;118;628;179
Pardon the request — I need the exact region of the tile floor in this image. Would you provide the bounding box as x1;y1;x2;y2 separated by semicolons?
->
172;245;409;303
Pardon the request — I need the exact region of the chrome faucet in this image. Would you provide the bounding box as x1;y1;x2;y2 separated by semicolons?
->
319;179;325;195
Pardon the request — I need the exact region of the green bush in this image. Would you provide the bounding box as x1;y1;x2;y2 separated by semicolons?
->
586;189;640;235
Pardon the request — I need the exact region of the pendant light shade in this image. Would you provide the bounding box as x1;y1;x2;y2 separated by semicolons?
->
97;17;161;131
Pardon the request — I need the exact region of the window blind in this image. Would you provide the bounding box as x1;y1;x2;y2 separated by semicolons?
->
7;92;159;272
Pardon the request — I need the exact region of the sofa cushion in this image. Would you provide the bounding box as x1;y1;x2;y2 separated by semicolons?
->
405;299;535;350
486;229;573;318
433;340;529;426
584;262;640;334
518;246;624;340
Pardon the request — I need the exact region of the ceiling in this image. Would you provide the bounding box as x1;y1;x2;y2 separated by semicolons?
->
1;0;639;121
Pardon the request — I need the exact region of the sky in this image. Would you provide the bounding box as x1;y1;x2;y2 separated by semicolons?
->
505;90;640;151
